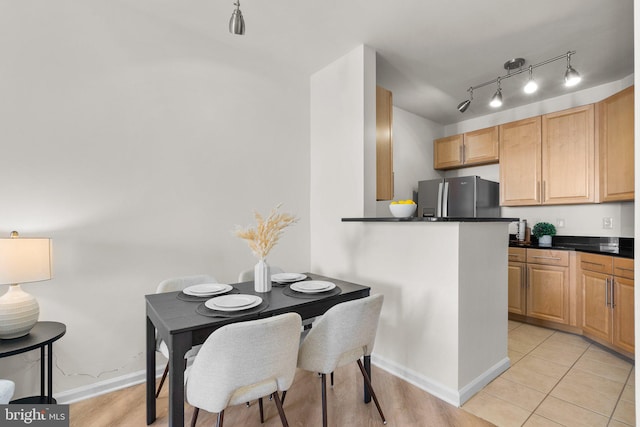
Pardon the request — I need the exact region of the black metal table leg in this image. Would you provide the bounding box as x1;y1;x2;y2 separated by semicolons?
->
363;355;371;403
146;316;156;425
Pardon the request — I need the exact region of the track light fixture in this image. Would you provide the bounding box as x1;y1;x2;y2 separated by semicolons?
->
229;1;245;35
456;51;580;113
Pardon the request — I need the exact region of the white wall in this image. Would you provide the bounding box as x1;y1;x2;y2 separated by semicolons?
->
375;107;443;217
0;3;310;398
444;77;635;237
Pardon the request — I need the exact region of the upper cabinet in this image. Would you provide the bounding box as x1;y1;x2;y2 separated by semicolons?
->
542;104;595;204
500;105;595;206
376;86;393;201
434;126;498;170
499;117;542;206
597;85;634;202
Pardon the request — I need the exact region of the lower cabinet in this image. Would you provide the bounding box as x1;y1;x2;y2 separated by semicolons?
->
508;247;634;357
579;253;634;356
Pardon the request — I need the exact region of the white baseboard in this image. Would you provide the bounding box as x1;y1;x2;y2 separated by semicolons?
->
55;365;166;405
370;353;510;407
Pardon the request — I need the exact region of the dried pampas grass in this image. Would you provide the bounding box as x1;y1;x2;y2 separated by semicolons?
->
234;204;298;259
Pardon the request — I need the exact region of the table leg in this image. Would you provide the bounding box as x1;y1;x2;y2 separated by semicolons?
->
47;343;53;404
168;332;190;427
40;346;45;399
363;355;371;403
146;317;156;425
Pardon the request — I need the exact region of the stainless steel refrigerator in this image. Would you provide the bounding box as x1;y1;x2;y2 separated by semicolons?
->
417;176;500;218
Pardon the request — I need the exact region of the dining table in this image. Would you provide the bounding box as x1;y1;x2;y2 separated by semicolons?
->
145;272;371;427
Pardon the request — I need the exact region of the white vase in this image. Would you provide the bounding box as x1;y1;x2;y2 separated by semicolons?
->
538;235;552;247
254;259;272;293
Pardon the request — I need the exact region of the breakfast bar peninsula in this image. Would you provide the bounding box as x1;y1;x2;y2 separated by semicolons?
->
337;217;513;406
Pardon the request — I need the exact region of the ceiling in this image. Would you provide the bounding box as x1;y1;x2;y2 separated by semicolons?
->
124;0;634;125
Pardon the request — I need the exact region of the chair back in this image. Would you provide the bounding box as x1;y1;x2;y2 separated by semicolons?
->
186;312;302;413
237;266;284;282
298;294;384;374
0;379;15;404
156;274;218;293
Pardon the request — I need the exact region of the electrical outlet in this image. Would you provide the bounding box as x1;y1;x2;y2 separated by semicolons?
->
557;219;565;228
603;217;614;229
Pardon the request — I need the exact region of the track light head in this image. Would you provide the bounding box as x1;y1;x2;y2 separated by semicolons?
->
457;88;473;113
564;52;581;87
523;66;538;94
489;80;502;108
229;1;245;35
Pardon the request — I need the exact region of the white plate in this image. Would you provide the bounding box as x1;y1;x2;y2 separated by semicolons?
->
290;280;336;294
272;273;307;283
205;294;263;312
183;284;232;296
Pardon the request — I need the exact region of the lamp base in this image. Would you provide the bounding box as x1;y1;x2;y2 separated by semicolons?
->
0;284;39;339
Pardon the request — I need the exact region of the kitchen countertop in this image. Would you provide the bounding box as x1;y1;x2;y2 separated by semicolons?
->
342;217;518;222
509;235;634;259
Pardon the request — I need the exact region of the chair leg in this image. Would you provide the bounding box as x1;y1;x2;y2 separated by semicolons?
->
259;397;264;423
321;373;328;427
281;390;287;405
216;410;224;427
155;362;169;398
272;392;289;427
356;359;387;424
190;407;199;427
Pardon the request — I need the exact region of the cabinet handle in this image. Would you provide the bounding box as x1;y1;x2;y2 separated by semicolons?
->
532;256;562;261
611;278;616;308
582;261;605;267
605;277;610;307
616;267;634;272
537;181;540;202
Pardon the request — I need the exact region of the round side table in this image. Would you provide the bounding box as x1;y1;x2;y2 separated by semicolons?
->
0;321;66;404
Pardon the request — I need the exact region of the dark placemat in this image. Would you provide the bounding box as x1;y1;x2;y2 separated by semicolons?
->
195;300;269;318
282;285;342;299
177;287;239;302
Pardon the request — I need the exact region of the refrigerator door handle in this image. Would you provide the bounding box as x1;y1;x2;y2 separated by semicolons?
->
437;182;444;217
442;181;449;217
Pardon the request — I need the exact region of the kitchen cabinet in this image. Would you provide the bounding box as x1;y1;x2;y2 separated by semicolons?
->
376;85;393;201
542;104;595;204
500;105;595;206
526;249;570;324
598;85;634;202
580;253;634;355
499;117;542;206
433;126;499;170
508;248;527;315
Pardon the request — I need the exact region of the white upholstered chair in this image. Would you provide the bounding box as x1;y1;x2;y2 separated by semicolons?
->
296;294;386;427
237;265;284;282
0;379;15;404
155;274;218;397
186;312;302;427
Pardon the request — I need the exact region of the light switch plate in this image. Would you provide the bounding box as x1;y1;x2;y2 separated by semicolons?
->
603;217;614;229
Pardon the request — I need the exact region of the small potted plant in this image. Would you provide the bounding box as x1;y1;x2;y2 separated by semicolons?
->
532;222;556;247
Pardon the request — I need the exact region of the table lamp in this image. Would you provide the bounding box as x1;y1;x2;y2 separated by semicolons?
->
0;231;52;339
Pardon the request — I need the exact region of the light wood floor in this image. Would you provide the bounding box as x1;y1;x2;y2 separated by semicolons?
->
69;364;493;427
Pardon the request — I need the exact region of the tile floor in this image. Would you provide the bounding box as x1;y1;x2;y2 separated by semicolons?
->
462;320;635;426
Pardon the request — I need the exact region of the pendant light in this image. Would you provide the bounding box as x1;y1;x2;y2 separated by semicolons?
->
523;65;538;94
489;78;503;108
564;52;581;87
229;1;245;35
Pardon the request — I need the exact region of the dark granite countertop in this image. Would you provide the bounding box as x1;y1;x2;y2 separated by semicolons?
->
342;217;518;223
509;235;634;259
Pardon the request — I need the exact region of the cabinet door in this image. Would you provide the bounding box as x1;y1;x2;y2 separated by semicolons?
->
527;264;569;324
463;126;499;166
434;134;463;170
581;270;612;342
499;117;542;206
542;105;595;204
613;276;634;354
508;262;526;315
376;86;393;201
598;86;634;202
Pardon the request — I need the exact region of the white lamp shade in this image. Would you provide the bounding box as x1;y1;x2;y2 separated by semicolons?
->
0;238;51;285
